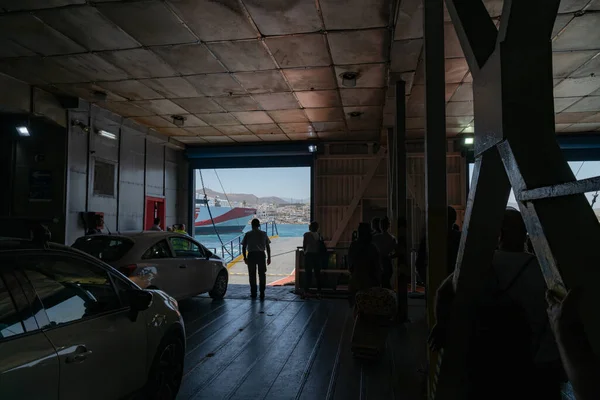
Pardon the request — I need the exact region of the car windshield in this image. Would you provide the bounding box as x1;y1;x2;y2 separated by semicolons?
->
72;236;134;263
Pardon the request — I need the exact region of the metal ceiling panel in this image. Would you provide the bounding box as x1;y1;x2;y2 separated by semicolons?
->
559;0;591;13
259;133;290;141
449;83;472;102
0;38;36;57
346;118;381;131
0;57;88;84
570;53;600;78
555;97;581;112
565;96;600;113
387;72;416;95
233;70;289;93
552;14;574;39
132;115;176;127
406;117;425;130
553;13;600;51
98;80;163;101
340;88;385;106
151;44;225;75
54;82;126;102
98;1;196;46
246;123;283;135
283;67;337;91
154;127;194;136
445;58;469;83
328;29;389;65
296;90;340;108
319;0;390;30
141;77;202;98
167;0;256;41
268;109;308;123
335;64;386;88
0;0;85;11
552;51;597;77
253;93;300;110
318;131;350;140
483;0;503;17
243;0;321;35
132;99;188;115
555;111;598;124
196;113;240;125
446;101;474;116
203;136;236;143
312;121;346;132
186;74;246;97
444;23;463;58
0;14;86;56
278;122;315;134
286;133;312;140
213;95;261;111
554;77;600;97
171;97;224;113
102;101;155;117
244;0;323;36
446;116;474;127
561;122;600;131
101;49;176;78
207;40;276;72
305;107;345;122
231;111;273;124
344;106;382;120
216;125;252;135
174;136;207;143
445;83;460;101
169;114;208;127
53;53;129;82
186;127;223;136
232;134;262;142
390;39;422;72
35;6;139;51
395;0;423;40
266;34;331;68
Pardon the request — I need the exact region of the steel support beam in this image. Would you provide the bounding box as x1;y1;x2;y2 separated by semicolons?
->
437;0;600;398
395;80;408;321
519;175;600;201
424;0;447;396
387;127;396;226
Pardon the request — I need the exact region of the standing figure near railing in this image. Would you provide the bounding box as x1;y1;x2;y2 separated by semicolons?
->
242;218;271;300
302;221;324;299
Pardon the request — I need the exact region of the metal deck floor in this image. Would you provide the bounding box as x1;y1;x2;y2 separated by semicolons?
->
177;284;428;400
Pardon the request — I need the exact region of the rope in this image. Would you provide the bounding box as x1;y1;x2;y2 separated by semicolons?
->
198;170;233;258
573;162;599;207
214;169;232;207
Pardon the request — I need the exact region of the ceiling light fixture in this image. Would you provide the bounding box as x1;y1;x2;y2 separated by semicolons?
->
348;111;363;118
98;129;117;140
172;115;186;127
340;71;359;87
308;145;317;153
16;126;30;136
464;136;474;145
93;90;108;102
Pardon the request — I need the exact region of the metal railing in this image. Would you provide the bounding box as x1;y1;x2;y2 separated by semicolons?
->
207;221;278;263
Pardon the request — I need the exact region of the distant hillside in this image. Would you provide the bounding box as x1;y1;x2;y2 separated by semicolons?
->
197;188;289;205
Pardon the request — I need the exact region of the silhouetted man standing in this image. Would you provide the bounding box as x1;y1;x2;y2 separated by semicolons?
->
242;219;271;300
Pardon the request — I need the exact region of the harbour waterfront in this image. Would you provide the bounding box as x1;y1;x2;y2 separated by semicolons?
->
194;223;307;252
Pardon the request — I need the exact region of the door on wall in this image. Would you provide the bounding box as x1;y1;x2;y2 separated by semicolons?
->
145;197;165;230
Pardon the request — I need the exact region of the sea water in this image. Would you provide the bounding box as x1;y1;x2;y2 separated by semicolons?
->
194;223;307;252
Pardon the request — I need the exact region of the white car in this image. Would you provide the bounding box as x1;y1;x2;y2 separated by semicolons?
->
72;232;229;301
0;238;185;399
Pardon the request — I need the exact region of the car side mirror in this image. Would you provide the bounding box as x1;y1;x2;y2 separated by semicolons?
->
127;290;153;322
205;250;213;260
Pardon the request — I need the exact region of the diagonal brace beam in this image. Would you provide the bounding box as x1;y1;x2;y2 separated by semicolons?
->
519;175;600;202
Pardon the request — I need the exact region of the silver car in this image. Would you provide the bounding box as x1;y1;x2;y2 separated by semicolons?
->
0;238;185;399
72;232;229;301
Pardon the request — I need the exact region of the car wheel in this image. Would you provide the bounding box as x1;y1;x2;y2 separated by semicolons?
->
145;333;184;400
209;272;228;299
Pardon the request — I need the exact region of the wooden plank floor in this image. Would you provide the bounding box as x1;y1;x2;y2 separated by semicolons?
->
177;284;428;400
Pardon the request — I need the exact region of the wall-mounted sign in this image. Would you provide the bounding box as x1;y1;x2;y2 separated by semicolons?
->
29;170;52;202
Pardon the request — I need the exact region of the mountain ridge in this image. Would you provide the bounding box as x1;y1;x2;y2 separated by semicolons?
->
196;188;307;205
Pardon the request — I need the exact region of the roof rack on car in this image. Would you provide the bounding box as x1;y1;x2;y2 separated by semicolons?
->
0;216;58;248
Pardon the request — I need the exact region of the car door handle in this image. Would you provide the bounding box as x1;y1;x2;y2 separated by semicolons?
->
65;346;92;364
179;264;187;269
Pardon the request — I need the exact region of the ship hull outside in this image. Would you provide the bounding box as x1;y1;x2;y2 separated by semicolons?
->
194;206;256;235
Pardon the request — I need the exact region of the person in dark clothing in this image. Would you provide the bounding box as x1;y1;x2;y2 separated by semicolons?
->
348;223;382;297
372;217;397;289
371;217;382;236
415;206;461;286
302;221;323;298
242;218;271;300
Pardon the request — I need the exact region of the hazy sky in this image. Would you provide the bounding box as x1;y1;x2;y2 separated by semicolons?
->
197;167;311;200
469;161;600;208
